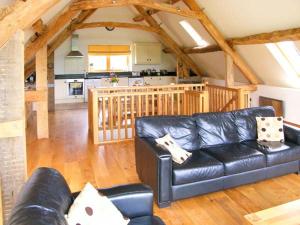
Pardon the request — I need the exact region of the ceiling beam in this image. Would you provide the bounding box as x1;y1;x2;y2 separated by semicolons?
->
133;0;181;22
0;0;60;48
24;2;80;63
228;27;300;45
47;9;96;57
164;45;221;54
71;0;205;20
25;9;96;79
134;5;204;76
182;0;260;85
74;22;160;33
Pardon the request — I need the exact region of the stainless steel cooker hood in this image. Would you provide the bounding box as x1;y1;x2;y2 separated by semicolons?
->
66;34;84;58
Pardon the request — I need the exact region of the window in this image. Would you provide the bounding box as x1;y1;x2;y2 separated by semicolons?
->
88;45;130;72
179;20;208;48
266;41;300;76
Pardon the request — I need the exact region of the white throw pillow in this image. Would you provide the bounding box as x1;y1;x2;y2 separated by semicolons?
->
155;134;192;164
256;116;284;142
65;183;130;225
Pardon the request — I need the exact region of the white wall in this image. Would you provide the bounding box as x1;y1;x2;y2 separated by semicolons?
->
251;85;300;125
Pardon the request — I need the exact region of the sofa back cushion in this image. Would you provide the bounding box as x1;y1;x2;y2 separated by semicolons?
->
135;116;199;151
194;112;239;148
8;167;72;225
233;106;275;142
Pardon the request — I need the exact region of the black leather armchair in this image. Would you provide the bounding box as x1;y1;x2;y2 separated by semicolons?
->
8;167;165;225
135;107;300;207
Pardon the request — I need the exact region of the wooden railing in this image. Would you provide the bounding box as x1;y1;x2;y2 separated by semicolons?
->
207;84;255;112
88;84;208;144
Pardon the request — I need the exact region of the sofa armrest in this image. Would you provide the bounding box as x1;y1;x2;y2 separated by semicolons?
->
135;137;172;208
72;184;153;219
99;184;153;219
284;124;300;145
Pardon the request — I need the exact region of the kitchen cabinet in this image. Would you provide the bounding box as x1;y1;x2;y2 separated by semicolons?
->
134;43;161;65
54;80;69;100
144;76;176;86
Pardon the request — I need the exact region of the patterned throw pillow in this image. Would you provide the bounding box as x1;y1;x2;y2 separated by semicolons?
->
65;183;129;225
155;134;192;164
256;117;284;142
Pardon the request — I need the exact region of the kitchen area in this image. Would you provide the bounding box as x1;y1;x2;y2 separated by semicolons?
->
52;35;200;104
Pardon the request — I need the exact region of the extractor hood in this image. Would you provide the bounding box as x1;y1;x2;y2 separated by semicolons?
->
66;34;84;58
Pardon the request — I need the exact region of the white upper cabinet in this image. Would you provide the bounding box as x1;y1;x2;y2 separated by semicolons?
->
134;43;162;65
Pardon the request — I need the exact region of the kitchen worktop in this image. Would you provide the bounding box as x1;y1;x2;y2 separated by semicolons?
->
55;71;176;79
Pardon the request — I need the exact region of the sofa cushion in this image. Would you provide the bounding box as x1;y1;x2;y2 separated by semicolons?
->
233;106;275;142
172;151;224;185
135;116;199;151
129;216;165;225
193;112;239;148
242;140;300;166
203;144;266;175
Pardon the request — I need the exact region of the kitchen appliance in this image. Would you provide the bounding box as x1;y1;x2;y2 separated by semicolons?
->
66;34;84;58
66;79;84;97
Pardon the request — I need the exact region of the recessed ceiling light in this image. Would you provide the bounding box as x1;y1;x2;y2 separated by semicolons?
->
179;20;208;48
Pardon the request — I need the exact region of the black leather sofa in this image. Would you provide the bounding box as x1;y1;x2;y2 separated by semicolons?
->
135;106;300;208
8;167;165;225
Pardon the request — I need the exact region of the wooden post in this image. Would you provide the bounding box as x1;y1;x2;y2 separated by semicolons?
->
36;45;49;138
47;52;55;112
237;88;245;109
0;30;27;223
225;53;234;87
201;90;209;112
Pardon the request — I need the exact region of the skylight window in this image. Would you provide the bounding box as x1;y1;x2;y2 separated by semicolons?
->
179;20;208;48
266;41;300;77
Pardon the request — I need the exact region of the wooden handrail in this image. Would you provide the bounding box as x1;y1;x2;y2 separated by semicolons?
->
88;84;208;144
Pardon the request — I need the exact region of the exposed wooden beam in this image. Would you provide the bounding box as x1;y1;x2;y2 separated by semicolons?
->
32;19;46;35
164;45;221;54
36;45;49;139
228;27;300;45
133;0;181;22
134;5;203;76
225;54;234;87
25;9;96;79
74;22;160;33
71;0;205;20
47;9;96;57
25;2;79;63
0;0;60;48
182;0;260;84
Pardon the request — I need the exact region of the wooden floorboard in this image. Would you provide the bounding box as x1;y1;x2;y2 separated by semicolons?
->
27;107;300;225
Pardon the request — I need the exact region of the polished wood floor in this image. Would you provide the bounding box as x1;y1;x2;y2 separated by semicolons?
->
27;106;300;225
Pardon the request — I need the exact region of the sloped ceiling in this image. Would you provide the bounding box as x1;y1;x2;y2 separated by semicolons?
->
16;0;300;88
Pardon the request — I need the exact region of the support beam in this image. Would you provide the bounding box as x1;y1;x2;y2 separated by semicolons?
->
36;46;49;139
134;5;203;76
182;0;260;84
25;2;79;63
71;0;205;20
0;30;27;223
133;0;181;22
0;0;60;48
48;53;55;112
164;45;221;54
228;27;300;45
25;9;96;79
47;9;96;57
225;54;234;87
74;22;160;33
32;19;46;35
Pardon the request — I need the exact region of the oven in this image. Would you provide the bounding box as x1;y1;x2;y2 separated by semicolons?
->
66;79;84;97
